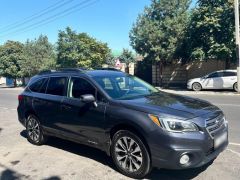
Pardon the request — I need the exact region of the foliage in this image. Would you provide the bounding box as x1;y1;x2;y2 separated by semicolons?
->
105;53;116;67
57;27;111;69
119;48;135;66
0;41;25;81
130;0;191;63
181;0;235;63
21;35;56;77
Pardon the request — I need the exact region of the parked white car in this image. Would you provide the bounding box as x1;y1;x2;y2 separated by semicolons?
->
187;70;238;91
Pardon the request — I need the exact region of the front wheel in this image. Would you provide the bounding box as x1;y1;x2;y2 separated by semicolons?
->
26;115;47;145
234;82;238;92
192;82;202;91
111;130;151;179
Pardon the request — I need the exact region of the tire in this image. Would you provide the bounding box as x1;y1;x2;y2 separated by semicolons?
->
234;82;238;92
111;130;151;179
192;82;202;91
26;114;47;145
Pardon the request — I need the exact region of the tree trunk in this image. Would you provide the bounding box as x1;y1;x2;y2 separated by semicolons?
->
13;79;17;87
22;77;26;86
225;59;231;69
125;65;129;74
159;61;163;87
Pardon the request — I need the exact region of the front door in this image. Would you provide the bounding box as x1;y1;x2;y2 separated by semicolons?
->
203;72;223;89
60;76;107;146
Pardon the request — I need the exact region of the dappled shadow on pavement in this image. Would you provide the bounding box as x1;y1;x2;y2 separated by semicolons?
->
20;130;212;179
0;162;61;180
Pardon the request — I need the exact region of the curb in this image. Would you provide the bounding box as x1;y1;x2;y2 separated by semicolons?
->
156;88;240;96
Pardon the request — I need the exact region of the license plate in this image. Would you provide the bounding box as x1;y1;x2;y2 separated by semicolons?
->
214;132;227;149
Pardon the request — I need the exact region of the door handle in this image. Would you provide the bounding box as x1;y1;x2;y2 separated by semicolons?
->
61;104;72;110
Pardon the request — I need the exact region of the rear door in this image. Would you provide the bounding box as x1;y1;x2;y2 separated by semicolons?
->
41;76;68;132
222;71;237;89
30;77;50;124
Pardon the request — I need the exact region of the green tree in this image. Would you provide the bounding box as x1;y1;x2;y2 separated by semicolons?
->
130;0;191;63
21;35;56;77
183;0;235;66
119;48;135;66
57;27;111;69
0;41;25;86
105;52;116;67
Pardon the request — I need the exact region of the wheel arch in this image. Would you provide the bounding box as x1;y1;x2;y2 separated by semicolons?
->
24;109;38;126
109;123;151;159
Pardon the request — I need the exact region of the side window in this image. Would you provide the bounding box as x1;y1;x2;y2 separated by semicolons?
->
39;78;49;93
208;72;219;78
69;77;96;99
29;78;47;93
46;77;67;96
223;72;237;77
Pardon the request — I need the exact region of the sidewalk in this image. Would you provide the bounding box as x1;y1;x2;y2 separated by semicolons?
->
157;87;240;96
0;84;24;90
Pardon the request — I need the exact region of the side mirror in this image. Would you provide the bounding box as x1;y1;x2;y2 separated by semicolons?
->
80;94;98;107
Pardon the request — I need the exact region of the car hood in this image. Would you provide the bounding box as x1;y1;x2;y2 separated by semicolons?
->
118;92;220;120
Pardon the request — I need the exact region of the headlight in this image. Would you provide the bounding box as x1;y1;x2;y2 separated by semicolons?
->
149;114;199;132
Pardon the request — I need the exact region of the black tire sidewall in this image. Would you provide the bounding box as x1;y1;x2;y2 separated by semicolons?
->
234;83;238;92
192;82;202;91
111;130;151;179
26;115;46;145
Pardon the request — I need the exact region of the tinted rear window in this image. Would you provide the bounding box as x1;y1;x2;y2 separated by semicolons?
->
29;78;48;93
46;77;67;96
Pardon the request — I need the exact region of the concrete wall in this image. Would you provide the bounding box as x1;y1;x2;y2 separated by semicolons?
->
187;60;226;79
152;60;237;87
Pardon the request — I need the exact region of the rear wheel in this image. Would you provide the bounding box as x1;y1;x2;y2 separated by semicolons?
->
192;82;202;91
111;130;151;179
234;82;238;92
26;115;47;145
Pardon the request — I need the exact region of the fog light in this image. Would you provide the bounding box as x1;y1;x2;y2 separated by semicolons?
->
180;154;190;165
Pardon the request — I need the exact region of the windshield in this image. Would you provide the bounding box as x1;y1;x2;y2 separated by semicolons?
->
92;74;159;100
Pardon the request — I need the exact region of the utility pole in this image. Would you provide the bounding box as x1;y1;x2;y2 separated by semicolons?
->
234;0;240;93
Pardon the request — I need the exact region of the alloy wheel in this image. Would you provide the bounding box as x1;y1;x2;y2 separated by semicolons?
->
27;117;40;142
193;82;202;91
114;136;143;172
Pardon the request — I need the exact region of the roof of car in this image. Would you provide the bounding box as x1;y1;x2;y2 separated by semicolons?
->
36;68;125;77
86;69;125;77
217;69;237;72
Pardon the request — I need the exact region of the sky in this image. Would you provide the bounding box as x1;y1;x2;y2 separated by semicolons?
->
0;0;197;52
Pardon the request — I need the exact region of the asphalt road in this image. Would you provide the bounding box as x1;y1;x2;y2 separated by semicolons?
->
0;88;240;180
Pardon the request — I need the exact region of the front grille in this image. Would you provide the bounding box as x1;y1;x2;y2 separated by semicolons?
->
206;114;225;138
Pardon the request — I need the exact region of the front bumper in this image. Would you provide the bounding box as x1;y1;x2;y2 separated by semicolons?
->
187;82;192;89
149;124;228;169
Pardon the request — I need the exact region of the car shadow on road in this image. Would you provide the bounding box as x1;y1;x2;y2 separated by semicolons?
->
20;130;213;179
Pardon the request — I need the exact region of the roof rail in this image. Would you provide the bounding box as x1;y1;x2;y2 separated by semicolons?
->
38;68;86;75
96;67;120;71
38;70;56;75
58;68;86;73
